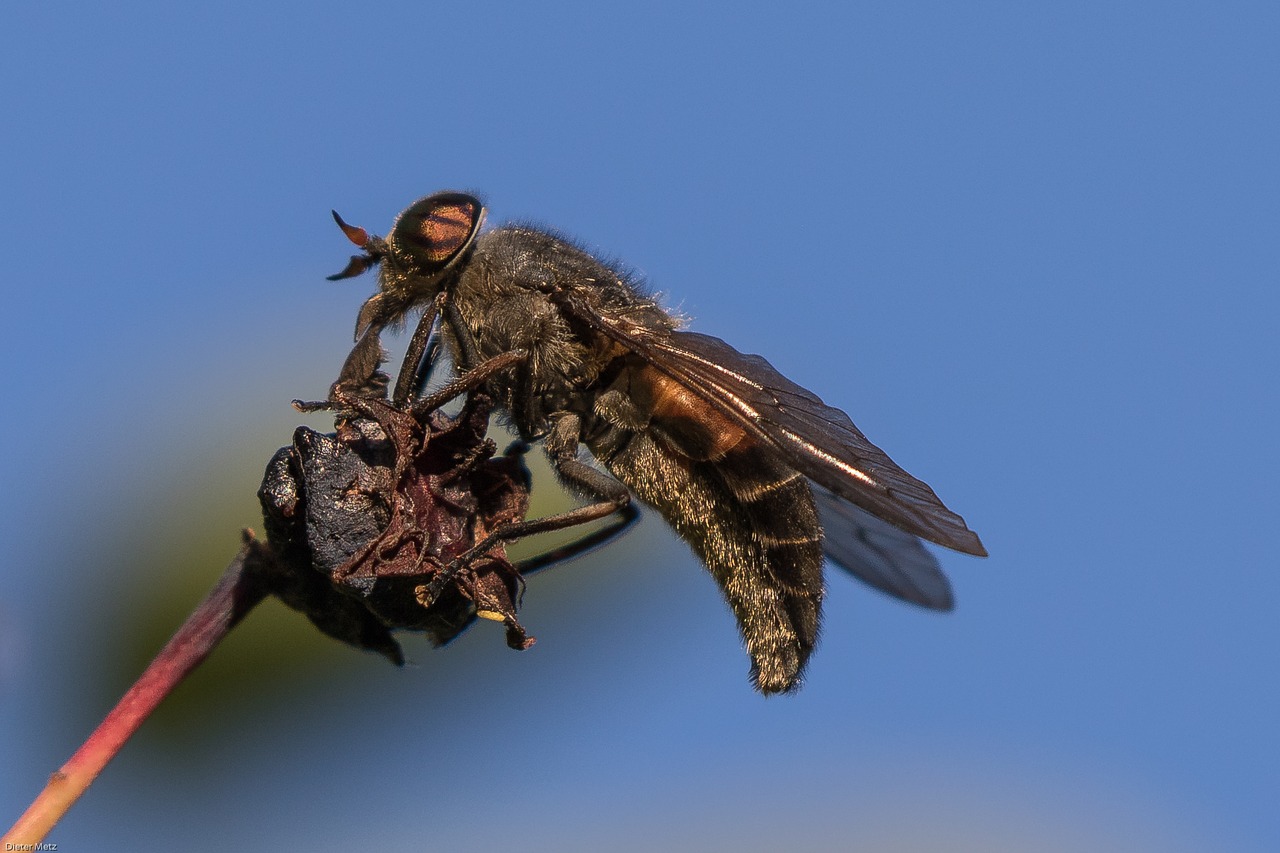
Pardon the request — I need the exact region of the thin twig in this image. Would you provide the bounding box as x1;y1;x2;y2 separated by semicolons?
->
2;533;273;846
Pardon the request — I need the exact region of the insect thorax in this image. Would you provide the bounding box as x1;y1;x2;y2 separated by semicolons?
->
447;227;665;437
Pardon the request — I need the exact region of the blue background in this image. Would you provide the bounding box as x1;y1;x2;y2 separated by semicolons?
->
3;3;1277;850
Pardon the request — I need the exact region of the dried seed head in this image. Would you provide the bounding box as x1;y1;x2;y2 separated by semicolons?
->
258;385;537;660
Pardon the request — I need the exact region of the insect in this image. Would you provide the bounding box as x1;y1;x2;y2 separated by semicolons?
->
326;191;987;694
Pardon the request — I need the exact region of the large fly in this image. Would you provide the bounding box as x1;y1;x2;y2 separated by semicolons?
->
326;192;987;694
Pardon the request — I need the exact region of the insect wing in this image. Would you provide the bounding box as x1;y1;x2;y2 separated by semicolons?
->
813;486;954;610
648;331;985;555
645;330;986;554
545;285;984;556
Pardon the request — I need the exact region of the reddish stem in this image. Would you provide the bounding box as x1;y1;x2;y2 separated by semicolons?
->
3;535;272;845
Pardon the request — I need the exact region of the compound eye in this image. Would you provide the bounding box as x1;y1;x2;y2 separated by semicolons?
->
390;192;484;269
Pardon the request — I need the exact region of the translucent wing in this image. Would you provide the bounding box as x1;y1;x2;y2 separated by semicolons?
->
647;330;985;554
549;284;986;557
814;486;954;610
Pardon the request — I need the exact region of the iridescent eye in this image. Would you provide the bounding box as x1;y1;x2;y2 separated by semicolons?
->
390;192;484;269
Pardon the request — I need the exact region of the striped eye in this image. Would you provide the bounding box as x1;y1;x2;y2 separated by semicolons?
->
390;192;484;269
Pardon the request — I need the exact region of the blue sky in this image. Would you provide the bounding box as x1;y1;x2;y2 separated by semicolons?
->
3;3;1278;850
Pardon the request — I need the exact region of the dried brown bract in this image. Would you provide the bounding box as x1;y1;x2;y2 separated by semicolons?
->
258;342;543;661
325;388;537;651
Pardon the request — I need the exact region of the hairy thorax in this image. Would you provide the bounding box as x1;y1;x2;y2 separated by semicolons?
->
450;227;673;438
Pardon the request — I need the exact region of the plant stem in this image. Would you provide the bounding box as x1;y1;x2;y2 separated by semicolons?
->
3;535;272;846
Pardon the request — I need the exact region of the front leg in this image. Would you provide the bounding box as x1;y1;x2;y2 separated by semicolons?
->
390;292;444;407
443;297;482;371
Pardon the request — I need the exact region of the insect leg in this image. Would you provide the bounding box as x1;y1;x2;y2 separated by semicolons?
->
409;349;528;419
514;503;640;576
410;334;444;401
418;412;634;606
328;326;390;401
473;413;635;544
443;297;482;371
391;294;441;407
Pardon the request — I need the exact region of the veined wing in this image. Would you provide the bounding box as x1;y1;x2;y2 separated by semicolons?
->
646;330;985;555
548;286;985;556
814;486;954;610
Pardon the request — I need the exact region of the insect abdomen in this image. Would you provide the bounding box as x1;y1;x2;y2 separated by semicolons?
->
601;429;824;694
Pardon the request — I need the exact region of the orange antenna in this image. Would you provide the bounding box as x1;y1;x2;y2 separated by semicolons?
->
331;210;369;248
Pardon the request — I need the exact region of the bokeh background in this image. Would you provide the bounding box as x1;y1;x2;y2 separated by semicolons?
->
3;3;1277;850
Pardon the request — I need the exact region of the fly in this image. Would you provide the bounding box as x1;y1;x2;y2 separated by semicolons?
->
326;192;987;693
